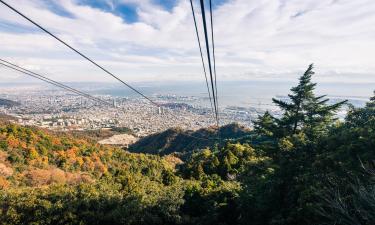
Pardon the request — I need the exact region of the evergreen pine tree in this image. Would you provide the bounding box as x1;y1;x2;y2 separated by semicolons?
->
272;64;347;138
253;111;277;137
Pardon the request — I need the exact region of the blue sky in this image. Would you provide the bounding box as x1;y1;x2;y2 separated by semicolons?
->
0;0;375;83
74;0;227;23
76;0;141;23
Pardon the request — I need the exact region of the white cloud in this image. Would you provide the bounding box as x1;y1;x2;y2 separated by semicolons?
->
0;0;374;83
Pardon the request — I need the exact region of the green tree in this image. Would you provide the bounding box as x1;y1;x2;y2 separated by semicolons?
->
318;170;375;225
272;64;346;138
245;65;349;224
253;111;277;137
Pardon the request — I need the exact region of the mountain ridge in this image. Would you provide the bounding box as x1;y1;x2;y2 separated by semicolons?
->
0;98;20;108
128;123;251;155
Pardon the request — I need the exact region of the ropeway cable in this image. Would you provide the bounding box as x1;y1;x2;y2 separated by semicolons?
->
198;0;219;126
189;0;215;121
209;0;219;124
0;59;112;107
0;61;218;141
0;0;220;141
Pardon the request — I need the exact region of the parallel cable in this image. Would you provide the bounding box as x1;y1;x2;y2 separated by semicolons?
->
0;0;160;108
209;0;219;123
208;0;220;140
0;62;112;107
199;0;219;126
0;61;217;141
0;0;219;141
0;59;112;106
189;0;215;121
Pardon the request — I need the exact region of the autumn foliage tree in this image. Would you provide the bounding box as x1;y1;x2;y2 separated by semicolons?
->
0;65;373;225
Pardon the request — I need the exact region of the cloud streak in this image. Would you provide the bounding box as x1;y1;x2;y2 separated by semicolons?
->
0;0;374;83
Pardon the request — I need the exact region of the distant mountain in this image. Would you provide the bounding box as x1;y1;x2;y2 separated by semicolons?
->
0;98;20;108
128;123;252;155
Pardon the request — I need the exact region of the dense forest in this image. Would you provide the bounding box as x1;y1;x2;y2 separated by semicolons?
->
0;65;374;225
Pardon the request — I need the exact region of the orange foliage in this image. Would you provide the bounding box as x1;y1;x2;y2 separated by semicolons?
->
0;123;112;186
56;150;65;157
51;137;61;145
29;156;49;168
65;172;94;185
91;152;100;162
25;168;51;186
19;141;27;149
0;163;13;177
49;168;66;184
0;176;9;189
76;139;88;146
66;146;78;158
7;135;19;148
0;151;7;162
80;173;94;183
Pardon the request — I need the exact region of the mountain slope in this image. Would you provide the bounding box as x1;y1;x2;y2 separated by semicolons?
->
128;123;251;155
0;98;20;108
0;121;241;225
0;122;175;188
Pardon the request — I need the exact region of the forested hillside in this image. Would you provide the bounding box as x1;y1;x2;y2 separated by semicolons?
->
0;98;20;108
0;120;241;225
129;123;251;155
0;65;374;225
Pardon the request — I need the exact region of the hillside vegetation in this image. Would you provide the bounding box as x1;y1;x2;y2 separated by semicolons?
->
0;65;374;225
129;123;251;155
0;121;240;225
0;98;20;108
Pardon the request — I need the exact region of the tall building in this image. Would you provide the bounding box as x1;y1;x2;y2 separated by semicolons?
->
157;106;164;115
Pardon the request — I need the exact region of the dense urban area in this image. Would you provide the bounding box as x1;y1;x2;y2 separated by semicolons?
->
0;85;279;137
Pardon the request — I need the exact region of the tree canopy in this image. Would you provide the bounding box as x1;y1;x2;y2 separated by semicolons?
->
0;65;373;225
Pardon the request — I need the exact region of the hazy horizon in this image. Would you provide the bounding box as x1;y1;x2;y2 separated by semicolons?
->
1;80;373;108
